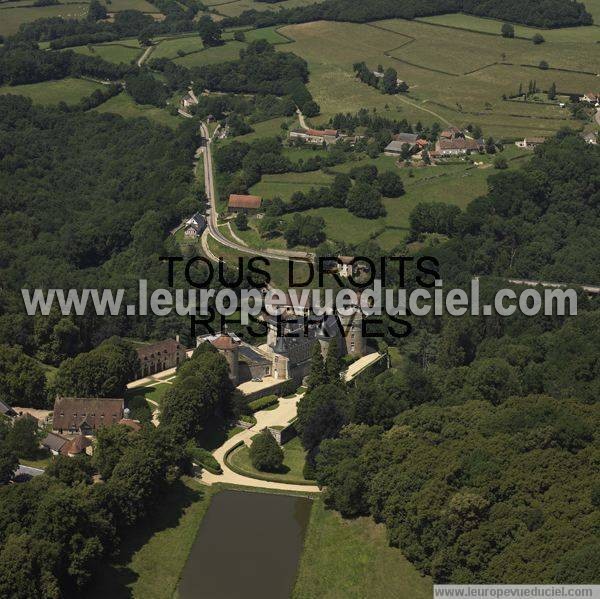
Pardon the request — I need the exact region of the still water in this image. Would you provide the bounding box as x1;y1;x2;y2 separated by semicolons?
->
178;490;313;599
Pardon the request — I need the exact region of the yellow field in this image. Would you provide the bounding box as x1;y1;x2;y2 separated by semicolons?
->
279;19;599;138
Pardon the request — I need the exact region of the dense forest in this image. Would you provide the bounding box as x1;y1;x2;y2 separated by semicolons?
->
428;132;600;286
0;96;200;367
297;134;600;585
226;0;592;30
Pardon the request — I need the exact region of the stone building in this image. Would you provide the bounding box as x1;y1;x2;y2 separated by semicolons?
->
136;338;187;378
52;397;124;435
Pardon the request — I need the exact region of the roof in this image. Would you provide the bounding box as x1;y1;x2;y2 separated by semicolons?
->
41;432;68;452
228;194;262;209
338;255;354;264
210;334;240;350
119;418;142;431
53;397;124;432
437;138;483;151
61;435;92;455
440;126;462;138
136;339;183;360
306;128;338;137
525;137;546;144
186;212;206;226
385;140;413;153
393;132;418;144
0;400;16;416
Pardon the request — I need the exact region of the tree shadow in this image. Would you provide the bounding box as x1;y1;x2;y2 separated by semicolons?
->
87;479;204;599
196;416;235;451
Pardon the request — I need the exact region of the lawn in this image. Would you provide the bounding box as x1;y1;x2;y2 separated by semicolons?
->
173;40;246;67
87;478;213;599
278;19;596;138
0;78;105;105
292;499;432;599
228;436;312;485
0;3;89;36
101;0;159;12
71;43;142;64
152;35;204;59
94;93;182;128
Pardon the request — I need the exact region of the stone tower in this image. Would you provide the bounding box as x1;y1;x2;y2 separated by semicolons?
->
210;334;240;385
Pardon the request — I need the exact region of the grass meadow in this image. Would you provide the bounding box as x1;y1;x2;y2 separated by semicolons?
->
207;0;325;18
0;2;88;36
152;35;204;59
293;499;432;599
173;40;246;67
279;18;599;138
71;42;142;64
0;77;105;104
101;0;159;12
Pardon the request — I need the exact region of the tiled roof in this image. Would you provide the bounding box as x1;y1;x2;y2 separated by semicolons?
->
228;194;262;209
136;339;183;360
53;397;124;432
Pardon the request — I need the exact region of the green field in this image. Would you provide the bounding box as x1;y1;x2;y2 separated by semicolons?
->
0;2;88;35
71;42;142;64
0;78;104;104
228;436;312;485
279;19;597;138
87;478;213;599
234;116;292;141
243;25;291;44
173;40;246;67
94;93;182;128
250;170;335;200
101;0;159;12
152;35;204;59
418;13;600;43
208;0;325;18
293;499;432;599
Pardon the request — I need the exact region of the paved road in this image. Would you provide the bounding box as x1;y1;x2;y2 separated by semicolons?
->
200;121;313;264
199;392;321;493
595;108;600;127
296;108;308;129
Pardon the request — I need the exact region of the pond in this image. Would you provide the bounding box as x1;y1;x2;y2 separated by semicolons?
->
178;489;313;599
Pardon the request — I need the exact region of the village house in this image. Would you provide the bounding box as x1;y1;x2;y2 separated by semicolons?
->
183;212;206;238
372;70;405;86
0;400;16;418
228;194;262;213
582;92;599;105
289;128;339;145
52;397;124;435
136;338;187;377
180;90;198;111
41;431;69;455
434;138;484;156
515;137;546;149
581;131;598;145
440;127;463;140
61;435;92;457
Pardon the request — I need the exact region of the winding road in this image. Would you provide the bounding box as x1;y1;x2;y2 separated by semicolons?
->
199;121;313;264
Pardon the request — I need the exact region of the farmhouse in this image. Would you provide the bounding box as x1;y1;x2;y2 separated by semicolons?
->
515;137;546;149
289;128;339;145
61;435;92;457
384;140;414;156
228;194;262;213
184;212;206;238
52;397;124;435
434;138;484;156
136;338;187;377
440;127;463;140
582;92;599;105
